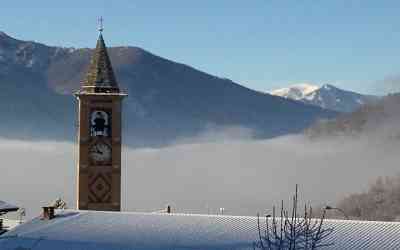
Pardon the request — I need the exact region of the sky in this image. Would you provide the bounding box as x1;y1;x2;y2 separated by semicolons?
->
1;1;400;95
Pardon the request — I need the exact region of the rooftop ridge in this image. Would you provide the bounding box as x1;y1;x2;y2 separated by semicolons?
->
62;209;400;224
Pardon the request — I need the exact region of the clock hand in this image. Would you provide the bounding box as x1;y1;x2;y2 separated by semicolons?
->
96;145;103;155
91;145;102;155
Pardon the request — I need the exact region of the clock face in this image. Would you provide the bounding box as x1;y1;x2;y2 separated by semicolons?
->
89;142;111;163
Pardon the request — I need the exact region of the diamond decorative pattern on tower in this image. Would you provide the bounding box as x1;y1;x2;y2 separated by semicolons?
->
88;172;112;203
81;34;119;93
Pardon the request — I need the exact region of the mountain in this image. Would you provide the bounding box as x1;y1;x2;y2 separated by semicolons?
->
0;31;336;147
306;93;400;138
270;83;380;113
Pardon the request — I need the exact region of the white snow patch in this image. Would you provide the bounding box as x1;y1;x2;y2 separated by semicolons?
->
322;84;332;90
304;91;317;101
270;83;320;100
26;58;35;68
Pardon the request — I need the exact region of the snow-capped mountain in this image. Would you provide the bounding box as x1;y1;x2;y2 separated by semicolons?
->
270;83;319;101
270;84;380;113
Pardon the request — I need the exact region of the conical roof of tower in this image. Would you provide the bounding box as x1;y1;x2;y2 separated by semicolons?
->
81;33;119;93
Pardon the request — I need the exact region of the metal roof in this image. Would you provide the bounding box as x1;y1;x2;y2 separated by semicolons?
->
0;201;19;213
1;210;400;250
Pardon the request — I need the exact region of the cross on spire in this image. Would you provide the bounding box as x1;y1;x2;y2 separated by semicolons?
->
98;17;104;33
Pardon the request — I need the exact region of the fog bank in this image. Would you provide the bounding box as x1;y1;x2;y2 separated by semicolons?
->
0;132;398;218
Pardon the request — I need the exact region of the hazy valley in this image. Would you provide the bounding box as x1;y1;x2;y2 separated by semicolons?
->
1;114;399;218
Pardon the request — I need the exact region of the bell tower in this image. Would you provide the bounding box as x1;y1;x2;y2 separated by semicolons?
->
75;24;127;211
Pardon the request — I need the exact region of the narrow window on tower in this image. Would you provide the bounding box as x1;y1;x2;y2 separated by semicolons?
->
90;109;112;137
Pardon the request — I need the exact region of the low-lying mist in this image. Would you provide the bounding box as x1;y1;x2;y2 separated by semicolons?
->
1;126;399;218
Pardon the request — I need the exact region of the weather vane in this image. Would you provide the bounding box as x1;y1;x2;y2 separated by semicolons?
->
98;16;104;33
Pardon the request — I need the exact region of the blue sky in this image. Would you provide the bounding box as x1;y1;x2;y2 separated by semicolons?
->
1;1;400;95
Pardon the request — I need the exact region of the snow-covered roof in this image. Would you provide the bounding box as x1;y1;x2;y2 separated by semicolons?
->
0;201;19;213
1;219;21;231
1;210;400;250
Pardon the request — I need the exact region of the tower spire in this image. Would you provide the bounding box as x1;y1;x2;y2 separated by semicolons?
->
80;19;119;93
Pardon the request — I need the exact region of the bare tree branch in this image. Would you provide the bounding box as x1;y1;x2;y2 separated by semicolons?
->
254;185;334;250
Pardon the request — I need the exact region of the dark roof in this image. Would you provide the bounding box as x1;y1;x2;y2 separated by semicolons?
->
0;200;18;213
80;33;119;93
1;210;400;249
